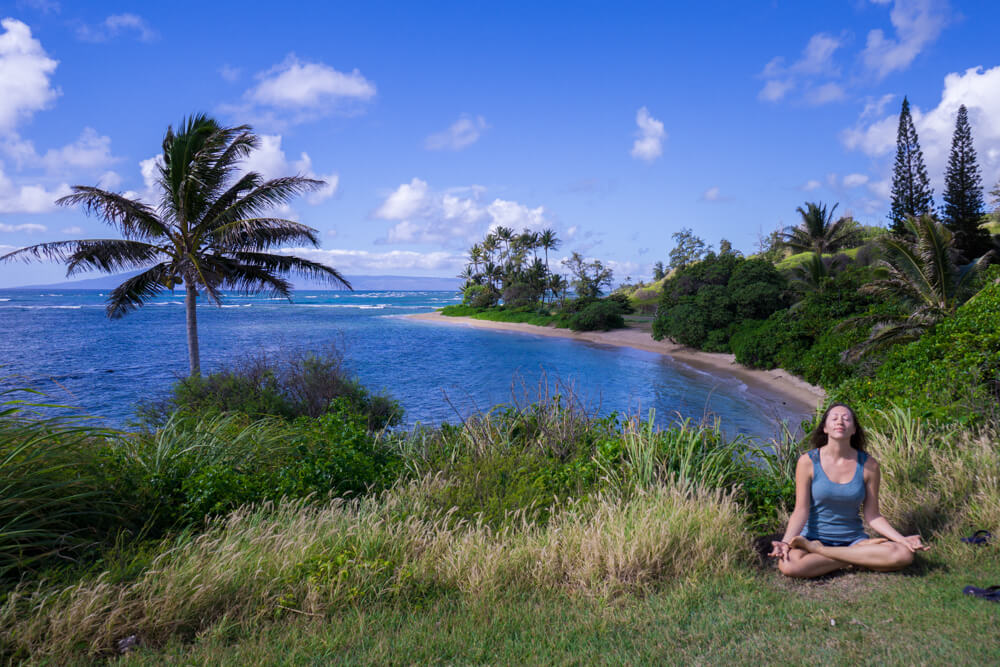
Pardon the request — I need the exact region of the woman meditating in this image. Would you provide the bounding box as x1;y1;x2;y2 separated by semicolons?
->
770;403;929;578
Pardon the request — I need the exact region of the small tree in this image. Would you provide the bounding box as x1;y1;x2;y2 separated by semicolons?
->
889;97;934;234
562;251;613;299
941;104;990;260
668;227;710;270
652;261;665;281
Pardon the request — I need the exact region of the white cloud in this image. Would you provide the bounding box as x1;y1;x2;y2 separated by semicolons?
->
372;178;553;246
808;82;846;105
425;114;488;151
758;79;794;102
97;170;121;190
843;173;870;188
248;54;375;109
0;222;46;232
278;246;463;274
373;178;430;220
0;18;59;134
802;179;822;191
842;66;1000;196
630;107;665;162
60;225;82;234
702;186;722;201
759;32;843;104
76;13;157;43
325;229;337;237
868;178;891;199
0;165;70;213
39;127;116;171
861;0;948;80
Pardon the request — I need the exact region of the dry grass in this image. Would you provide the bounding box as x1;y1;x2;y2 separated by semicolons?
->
865;407;1000;545
1;477;747;661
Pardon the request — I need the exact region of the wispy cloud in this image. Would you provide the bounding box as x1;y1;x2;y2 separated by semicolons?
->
425;114;488;151
861;0;949;80
759;32;845;104
630;107;665;162
76;14;158;43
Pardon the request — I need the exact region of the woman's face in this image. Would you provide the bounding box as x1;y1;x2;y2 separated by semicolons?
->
823;405;856;441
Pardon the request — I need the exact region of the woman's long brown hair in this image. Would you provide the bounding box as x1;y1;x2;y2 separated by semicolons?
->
808;402;867;451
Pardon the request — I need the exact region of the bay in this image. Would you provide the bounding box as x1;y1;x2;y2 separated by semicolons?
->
0;289;807;439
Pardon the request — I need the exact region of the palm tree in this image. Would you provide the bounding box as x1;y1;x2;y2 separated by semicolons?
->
787;252;850;296
1;115;349;376
539;228;560;274
844;215;987;360
782;202;859;255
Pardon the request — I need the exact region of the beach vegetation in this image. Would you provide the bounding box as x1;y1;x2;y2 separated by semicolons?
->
780;201;863;255
136;346;402;431
652;254;788;352
667;227;710;270
0;115;350;377
843;214;990;361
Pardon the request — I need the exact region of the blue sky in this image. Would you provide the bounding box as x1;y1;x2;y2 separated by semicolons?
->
1;0;999;287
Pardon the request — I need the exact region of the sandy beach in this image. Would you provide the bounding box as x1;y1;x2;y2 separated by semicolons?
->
407;311;826;416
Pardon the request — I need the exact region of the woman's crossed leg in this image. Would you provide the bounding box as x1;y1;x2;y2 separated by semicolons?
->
778;536;914;578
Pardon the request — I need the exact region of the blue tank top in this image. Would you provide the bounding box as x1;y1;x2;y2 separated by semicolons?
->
804;448;868;544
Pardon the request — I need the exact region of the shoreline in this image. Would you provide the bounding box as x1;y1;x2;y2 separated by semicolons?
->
406;311;826;417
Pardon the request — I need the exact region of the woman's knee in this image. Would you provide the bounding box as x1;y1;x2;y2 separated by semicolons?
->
778;559;806;578
891;545;914;568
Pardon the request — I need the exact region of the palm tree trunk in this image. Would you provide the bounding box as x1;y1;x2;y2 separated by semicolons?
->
185;281;201;376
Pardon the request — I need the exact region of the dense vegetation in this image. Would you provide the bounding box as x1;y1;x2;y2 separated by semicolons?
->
446;228;630;331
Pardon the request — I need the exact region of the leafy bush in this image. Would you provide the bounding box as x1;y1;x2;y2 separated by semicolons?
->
568;300;626;331
834;273;1000;423
730;268;891;387
652;254;788;352
115;400;401;532
138;347;402;430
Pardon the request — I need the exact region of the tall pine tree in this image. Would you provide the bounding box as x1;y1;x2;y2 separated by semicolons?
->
889;97;934;235
941;104;990;259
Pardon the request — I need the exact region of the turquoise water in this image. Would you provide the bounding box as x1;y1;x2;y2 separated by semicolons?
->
0;289;808;439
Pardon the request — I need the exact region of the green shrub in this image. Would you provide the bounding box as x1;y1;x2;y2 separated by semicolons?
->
730;268;894;387
461;284;498;308
652;254;788;352
115;401;402;532
834;274;1000;423
138;347;402;431
568;300;625;331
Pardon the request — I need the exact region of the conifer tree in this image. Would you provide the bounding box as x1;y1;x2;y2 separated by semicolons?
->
941;104;990;259
889;97;934;235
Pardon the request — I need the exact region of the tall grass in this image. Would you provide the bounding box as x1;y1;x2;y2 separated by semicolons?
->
0;389;118;579
0;477;748;661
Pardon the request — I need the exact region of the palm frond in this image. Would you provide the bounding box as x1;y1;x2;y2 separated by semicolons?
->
201;176;326;236
231;251;352;289
106;262;172;318
56;188;167;240
208;218;322;252
65;240;164;276
215;261;293;297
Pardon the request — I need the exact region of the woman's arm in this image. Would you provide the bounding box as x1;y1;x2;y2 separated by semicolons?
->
770;453;813;560
782;454;813;542
863;457;928;551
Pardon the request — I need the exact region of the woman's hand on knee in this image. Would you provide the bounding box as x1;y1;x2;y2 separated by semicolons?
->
769;540;790;561
897;535;929;552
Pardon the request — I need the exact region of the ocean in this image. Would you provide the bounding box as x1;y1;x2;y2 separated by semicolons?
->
0;289;808;439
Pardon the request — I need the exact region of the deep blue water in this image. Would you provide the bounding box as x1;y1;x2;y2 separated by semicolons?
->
0;289;808;439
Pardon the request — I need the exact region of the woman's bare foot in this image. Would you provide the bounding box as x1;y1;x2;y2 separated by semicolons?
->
789;535;822;553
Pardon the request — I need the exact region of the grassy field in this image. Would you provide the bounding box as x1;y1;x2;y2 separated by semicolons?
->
102;547;1000;665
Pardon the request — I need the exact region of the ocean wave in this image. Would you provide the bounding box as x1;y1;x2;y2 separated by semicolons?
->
0;298;9;302
220;304;253;308
153;301;185;306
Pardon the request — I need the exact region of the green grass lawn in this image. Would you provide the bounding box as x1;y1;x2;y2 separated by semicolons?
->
115;548;1000;665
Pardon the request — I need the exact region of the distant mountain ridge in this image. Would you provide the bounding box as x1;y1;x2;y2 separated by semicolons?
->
14;271;462;291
